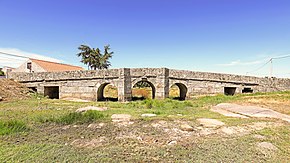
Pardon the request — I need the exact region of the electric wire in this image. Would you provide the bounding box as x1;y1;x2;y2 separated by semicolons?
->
246;59;271;75
246;54;290;75
0;51;29;59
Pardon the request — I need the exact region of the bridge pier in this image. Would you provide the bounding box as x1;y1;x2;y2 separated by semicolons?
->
118;68;132;102
155;68;170;99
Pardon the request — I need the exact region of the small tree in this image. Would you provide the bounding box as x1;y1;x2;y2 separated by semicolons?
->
77;44;113;70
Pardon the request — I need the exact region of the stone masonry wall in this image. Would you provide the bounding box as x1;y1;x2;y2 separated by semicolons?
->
8;68;290;101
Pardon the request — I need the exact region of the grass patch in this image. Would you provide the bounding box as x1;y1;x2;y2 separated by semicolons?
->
51;110;108;124
0;120;29;135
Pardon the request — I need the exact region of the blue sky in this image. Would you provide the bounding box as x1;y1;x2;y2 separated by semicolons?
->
0;0;290;77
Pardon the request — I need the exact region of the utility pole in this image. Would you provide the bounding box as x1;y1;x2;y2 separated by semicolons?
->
270;58;273;78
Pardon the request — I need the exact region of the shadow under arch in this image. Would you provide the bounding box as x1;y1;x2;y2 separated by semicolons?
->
97;83;118;101
132;80;156;100
170;83;187;101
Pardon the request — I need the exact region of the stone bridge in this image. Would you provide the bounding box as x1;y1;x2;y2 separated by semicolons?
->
8;68;290;101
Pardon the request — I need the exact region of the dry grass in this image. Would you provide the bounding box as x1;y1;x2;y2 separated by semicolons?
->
236;93;290;115
0;79;30;101
103;84;118;98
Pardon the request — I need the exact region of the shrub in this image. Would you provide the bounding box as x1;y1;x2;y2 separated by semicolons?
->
0;120;29;135
144;99;153;109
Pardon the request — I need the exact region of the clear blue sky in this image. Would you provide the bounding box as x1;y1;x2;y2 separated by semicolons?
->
0;0;290;77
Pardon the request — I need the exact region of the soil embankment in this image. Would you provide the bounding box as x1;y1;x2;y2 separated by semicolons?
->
0;79;30;101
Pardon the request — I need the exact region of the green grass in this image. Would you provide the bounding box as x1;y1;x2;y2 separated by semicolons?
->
0;120;29;135
50;110;108;124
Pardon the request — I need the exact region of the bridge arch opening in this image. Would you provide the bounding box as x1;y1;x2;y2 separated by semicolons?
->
132;81;155;100
97;83;118;101
169;83;187;100
44;86;59;99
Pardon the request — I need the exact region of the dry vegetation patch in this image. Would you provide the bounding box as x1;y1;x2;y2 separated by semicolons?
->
0;79;30;101
236;93;290;115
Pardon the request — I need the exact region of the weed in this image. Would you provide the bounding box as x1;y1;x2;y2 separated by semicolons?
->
51;110;107;124
144;99;153;109
0;120;29;135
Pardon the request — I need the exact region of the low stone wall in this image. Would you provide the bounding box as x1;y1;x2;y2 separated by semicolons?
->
8;69;120;82
169;69;261;84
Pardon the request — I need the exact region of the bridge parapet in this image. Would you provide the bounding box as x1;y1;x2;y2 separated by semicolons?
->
169;69;261;84
8;69;120;82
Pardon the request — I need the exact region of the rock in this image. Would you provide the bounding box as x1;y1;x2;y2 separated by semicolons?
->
199;128;216;136
257;142;278;154
0;96;2;101
141;113;157;117
220;127;236;135
87;123;105;129
197;118;225;128
253;134;266;139
213;103;290;123
62;125;70;130
76;106;108;113
210;107;248;118
111;114;132;123
168;140;177;146
180;124;195;131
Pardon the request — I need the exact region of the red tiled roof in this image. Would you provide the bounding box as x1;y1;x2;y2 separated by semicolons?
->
30;59;84;72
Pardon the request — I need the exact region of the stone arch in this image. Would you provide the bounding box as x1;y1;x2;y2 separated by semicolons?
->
170;83;187;100
132;79;156;100
97;82;118;101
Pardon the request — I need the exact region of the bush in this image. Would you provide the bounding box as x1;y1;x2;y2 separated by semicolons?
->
53;110;107;124
0;120;29;135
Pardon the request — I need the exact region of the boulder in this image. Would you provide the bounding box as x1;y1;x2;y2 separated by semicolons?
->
257;142;278;154
87;123;105;129
76;106;108;113
197;118;225;128
141;113;157;117
180;124;195;132
111;114;132;123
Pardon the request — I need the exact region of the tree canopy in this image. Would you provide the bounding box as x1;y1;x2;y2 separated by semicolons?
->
77;44;113;70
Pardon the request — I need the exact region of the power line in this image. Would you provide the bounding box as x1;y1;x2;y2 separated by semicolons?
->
0;55;27;61
272;54;290;60
0;51;29;59
246;54;290;76
246;59;271;75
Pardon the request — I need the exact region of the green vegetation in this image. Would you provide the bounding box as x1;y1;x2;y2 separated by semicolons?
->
50;110;108;124
0;70;4;76
77;44;113;70
0;91;289;162
0;120;28;135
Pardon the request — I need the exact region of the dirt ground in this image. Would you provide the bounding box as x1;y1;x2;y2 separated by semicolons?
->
0;79;30;101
